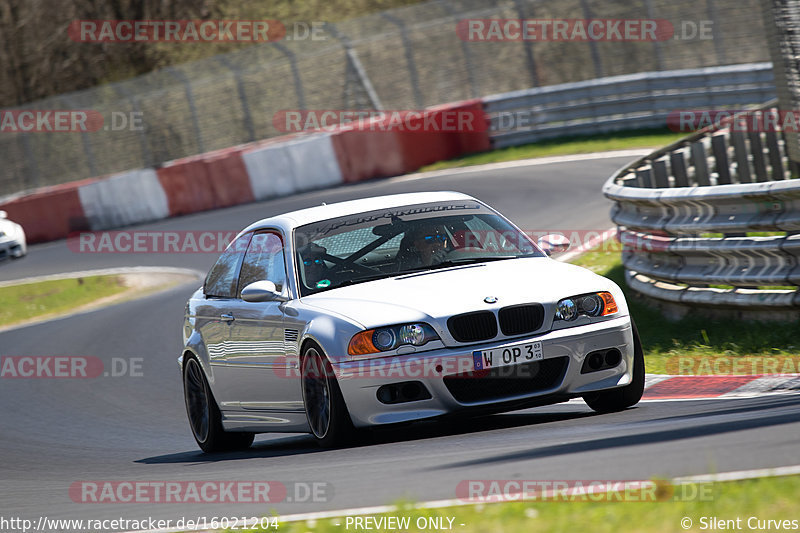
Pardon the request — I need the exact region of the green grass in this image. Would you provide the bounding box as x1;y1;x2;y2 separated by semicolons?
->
569;247;800;374
0;275;128;327
419;129;687;172
250;475;800;533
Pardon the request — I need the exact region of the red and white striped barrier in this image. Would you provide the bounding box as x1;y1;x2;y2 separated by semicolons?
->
2;99;490;244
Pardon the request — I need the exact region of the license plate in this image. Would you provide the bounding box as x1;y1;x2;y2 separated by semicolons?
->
473;341;543;371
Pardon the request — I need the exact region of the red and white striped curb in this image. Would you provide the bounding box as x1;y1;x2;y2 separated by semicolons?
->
643;373;800;401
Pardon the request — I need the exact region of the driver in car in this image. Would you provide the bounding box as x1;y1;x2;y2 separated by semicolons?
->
397;224;449;270
299;243;329;289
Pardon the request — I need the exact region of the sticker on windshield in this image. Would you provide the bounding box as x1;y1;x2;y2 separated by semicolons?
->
316;279;331;288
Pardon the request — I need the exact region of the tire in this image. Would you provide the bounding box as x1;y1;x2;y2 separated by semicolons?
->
183;356;255;453
583;319;645;413
301;342;355;448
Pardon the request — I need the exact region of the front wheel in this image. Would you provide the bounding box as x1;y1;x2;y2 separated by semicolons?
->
301;343;355;448
583;319;645;413
183;356;254;453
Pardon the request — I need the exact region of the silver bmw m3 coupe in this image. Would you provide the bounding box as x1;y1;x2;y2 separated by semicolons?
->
180;191;644;452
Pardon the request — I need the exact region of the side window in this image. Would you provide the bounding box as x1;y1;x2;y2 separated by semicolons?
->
204;232;252;298
238;232;287;297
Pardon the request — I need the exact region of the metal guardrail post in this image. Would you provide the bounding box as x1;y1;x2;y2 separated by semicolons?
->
579;0;604;78
748;131;769;182
20;133;39;190
164;67;205;154
441;0;480;98
765;129;785;181
380;12;424;108
272;42;308;110
215;56;256;143
711;134;732;185
652;159;670;188
61;95;97;177
643;0;665;71
511;0;540;87
705;0;727;65
670;150;690;188
691;141;710;186
730;130;753;183
636;168;653;188
326;23;384;111
112;83;152;168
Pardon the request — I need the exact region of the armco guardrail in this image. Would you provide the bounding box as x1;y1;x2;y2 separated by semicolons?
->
485;63;775;149
602;101;800;309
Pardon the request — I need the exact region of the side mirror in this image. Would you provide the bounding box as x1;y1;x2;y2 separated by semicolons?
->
241;280;289;303
0;211;6;219
537;233;570;256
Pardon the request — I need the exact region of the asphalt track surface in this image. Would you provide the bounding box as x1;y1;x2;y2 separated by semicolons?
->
2;154;799;526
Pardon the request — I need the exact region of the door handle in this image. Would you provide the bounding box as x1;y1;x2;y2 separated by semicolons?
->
220;313;235;322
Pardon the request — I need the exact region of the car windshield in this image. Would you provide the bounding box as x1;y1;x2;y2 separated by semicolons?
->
293;200;545;295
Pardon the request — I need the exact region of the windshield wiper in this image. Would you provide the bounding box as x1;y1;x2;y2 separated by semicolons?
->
396;256;524;275
332;272;398;288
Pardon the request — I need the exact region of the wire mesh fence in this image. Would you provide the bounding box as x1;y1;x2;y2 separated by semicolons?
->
0;0;770;197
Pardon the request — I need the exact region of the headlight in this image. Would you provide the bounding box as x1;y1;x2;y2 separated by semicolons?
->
348;323;439;356
555;292;618;322
373;329;396;351
556;298;577;321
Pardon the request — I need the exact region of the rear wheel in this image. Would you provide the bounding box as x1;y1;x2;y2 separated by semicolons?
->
583;319;645;413
301;343;355;447
183;356;254;453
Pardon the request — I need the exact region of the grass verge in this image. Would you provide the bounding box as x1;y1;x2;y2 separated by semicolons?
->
418;128;686;172
569;247;800;374
0;275;128;327
253;475;800;533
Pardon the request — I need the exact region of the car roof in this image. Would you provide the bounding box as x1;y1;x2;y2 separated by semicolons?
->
242;191;478;233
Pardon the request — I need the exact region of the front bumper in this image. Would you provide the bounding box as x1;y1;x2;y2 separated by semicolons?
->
0;238;25;260
333;315;634;427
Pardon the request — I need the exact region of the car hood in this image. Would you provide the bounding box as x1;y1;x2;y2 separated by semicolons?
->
0;218;21;239
300;257;623;329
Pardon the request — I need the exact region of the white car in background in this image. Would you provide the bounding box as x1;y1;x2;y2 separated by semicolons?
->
0;211;26;261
